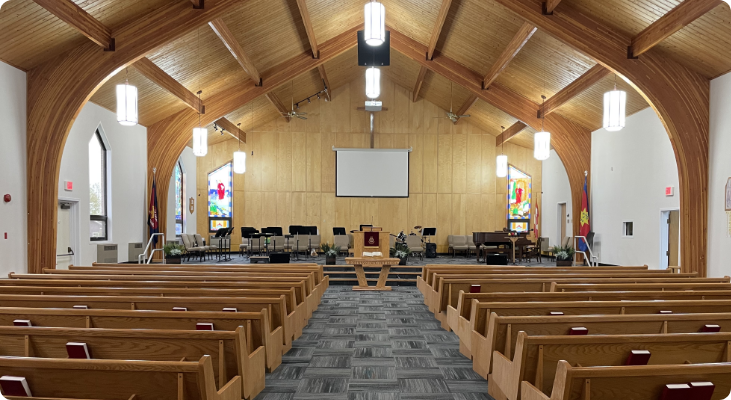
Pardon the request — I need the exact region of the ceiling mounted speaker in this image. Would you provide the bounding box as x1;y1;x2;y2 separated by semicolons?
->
358;30;390;66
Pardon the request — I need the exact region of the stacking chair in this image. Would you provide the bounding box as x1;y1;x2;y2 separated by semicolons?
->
466;235;477;256
292;234;309;257
194;233;212;260
333;235;349;256
448;235;469;257
272;235;286;252
406;235;424;260
180;234;204;261
308;235;321;257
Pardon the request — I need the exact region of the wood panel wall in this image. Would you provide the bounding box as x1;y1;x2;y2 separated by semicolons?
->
196;77;542;253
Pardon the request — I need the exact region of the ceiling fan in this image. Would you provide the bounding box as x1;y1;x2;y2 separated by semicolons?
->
281;81;308;120
436;82;470;123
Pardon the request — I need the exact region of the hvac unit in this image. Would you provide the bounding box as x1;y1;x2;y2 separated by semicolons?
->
97;244;118;263
128;242;144;262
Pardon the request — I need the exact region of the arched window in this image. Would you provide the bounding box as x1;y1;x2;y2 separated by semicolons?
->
175;161;184;235
89;130;108;241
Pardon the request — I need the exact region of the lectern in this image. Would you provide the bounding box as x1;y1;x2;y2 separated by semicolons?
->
346;227;400;291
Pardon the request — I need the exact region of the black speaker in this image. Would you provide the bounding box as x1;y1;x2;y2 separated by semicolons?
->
485;253;508;265
425;243;437;258
358;30;390;66
269;252;290;264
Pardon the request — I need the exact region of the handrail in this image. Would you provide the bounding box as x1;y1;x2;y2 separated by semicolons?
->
138;233;165;264
574;235;598;267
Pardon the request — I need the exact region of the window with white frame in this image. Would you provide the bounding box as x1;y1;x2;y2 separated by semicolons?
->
89;130;108;241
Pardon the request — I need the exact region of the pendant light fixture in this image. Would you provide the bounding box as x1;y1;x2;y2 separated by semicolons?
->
192;27;207;157
365;67;380;99
116;69;138;126
496;126;508;178
534;95;551;161
603;74;627;132
364;0;386;46
233;122;246;174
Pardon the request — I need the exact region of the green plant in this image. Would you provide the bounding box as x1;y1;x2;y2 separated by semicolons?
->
320;242;340;257
164;243;185;257
390;242;411;259
551;245;575;261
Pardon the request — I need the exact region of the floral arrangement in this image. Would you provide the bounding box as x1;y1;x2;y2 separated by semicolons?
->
551;245;575;261
164;243;185;257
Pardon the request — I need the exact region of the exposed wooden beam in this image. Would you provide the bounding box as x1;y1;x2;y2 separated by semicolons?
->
426;0;453;60
495;122;528;146
133;58;204;113
209;18;262;85
483;22;536;89
295;0;319;58
630;0;722;58
543;0;563;14
32;0;113;50
412;66;428;102
540;64;610;117
317;65;331;101
190;0;204;9
453;94;478;125
215;117;246;143
265;92;291;122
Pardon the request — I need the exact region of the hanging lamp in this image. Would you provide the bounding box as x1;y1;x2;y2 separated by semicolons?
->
365;67;380;99
192;90;207;157
364;1;385;46
603;74;627;132
116;69;138;126
496;126;508;178
233;122;246;174
534;95;551;161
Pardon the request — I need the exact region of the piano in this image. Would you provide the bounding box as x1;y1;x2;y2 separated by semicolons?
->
472;231;533;263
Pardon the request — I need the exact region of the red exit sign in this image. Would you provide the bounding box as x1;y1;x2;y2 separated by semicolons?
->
665;186;674;196
64;181;73;191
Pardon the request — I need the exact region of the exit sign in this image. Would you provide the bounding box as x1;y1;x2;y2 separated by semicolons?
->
64;181;73;191
665;186;674;196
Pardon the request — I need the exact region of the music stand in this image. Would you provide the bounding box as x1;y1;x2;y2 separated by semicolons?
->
333;227;346;235
421;227;436;243
214;228;233;262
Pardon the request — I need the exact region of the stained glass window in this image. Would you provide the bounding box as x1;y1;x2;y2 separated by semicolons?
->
175;162;183;235
507;165;531;233
208;162;233;232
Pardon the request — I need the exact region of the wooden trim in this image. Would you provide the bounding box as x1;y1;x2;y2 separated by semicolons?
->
630;0;722;58
214;117;246;143
317;65;331;101
32;0;113;50
495;122;528;146
544;0;562;14
412;66;428;102
265;92;291;123
491;0;710;276
133;58;204;113
540;65;610;117
209;18;262;85
453;94;478;125
190;0;204;9
426;0;453;60
482;22;536;89
295;0;319;58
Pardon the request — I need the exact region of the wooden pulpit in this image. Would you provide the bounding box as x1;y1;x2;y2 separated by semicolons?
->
346;227;399;291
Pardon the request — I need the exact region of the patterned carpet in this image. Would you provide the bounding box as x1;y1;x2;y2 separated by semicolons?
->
255;286;491;400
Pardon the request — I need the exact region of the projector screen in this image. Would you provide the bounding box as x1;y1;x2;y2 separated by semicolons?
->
336;148;410;197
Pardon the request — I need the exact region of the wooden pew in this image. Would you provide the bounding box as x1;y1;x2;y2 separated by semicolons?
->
0;355;240;400
551;282;731;292
450;289;731;357
521;361;731;400
473;311;731;379
0;307;282;372
0;325;264;399
491;331;731;400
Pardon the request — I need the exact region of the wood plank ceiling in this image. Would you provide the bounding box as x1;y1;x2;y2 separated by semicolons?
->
1;0;730;150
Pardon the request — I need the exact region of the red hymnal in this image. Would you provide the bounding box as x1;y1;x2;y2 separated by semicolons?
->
625;350;651;365
66;342;91;359
196;323;214;331
172;307;188;312
12;320;31;327
661;384;692;400
659;310;673;314
469;285;481;294
550;311;564;316
569;327;588;335
0;376;32;397
689;382;715;400
73;305;88;310
701;324;721;332
222;308;238;312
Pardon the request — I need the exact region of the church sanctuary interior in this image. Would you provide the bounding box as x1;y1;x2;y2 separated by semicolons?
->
6;0;731;399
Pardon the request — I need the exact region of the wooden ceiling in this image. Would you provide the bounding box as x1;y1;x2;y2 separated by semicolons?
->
2;0;731;150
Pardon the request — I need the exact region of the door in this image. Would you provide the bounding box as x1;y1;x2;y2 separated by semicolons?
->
558;203;567;243
668;210;680;267
56;202;73;270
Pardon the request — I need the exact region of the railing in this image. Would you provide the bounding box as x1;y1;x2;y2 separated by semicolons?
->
138;233;165;264
574;236;598;267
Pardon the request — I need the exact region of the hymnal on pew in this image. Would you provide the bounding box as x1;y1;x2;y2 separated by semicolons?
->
689;382;715;400
625;350;651;365
569;327;588;335
550;311;564;316
469;285;481;293
661;384;691;400
222;308;238;312
66;342;91;359
0;376;32;397
73;305;88;309
172;307;188;311
196;323;214;331
701;324;721;332
12;320;31;327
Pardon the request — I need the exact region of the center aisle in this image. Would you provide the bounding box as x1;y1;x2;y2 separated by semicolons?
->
257;287;490;400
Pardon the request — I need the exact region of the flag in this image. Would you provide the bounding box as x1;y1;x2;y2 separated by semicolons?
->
148;175;159;247
579;175;590;251
534;203;540;239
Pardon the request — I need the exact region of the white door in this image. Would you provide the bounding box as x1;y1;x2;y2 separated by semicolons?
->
56;203;73;270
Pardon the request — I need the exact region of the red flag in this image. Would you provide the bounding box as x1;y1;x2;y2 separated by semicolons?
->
148;175;159;247
534;203;540;238
579;175;590;251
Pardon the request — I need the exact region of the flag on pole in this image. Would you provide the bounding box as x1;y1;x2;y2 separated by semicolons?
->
534;203;540;239
579;175;590;251
148;175;159;247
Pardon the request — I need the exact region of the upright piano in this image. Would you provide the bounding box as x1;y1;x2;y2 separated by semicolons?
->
472;231;532;263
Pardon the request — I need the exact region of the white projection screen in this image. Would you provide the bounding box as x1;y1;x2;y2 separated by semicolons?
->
336;148;410;197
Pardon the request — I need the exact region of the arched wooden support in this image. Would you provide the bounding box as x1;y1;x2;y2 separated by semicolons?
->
25;0;246;273
146;28;358;243
493;0;710;275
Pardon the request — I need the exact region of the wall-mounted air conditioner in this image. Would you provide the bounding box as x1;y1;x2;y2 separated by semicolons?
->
97;244;118;264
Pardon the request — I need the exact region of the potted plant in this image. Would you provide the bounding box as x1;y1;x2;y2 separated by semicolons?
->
390;242;411;265
164;243;185;264
552;245;575;266
320;243;340;265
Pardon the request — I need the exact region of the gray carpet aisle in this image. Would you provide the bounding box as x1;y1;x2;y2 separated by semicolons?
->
255;286;491;400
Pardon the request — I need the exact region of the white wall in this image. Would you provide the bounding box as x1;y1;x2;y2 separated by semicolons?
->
0;61;27;273
541;149;573;249
590;107;679;269
709;72;731;278
166;147;197;240
58;101;148;264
